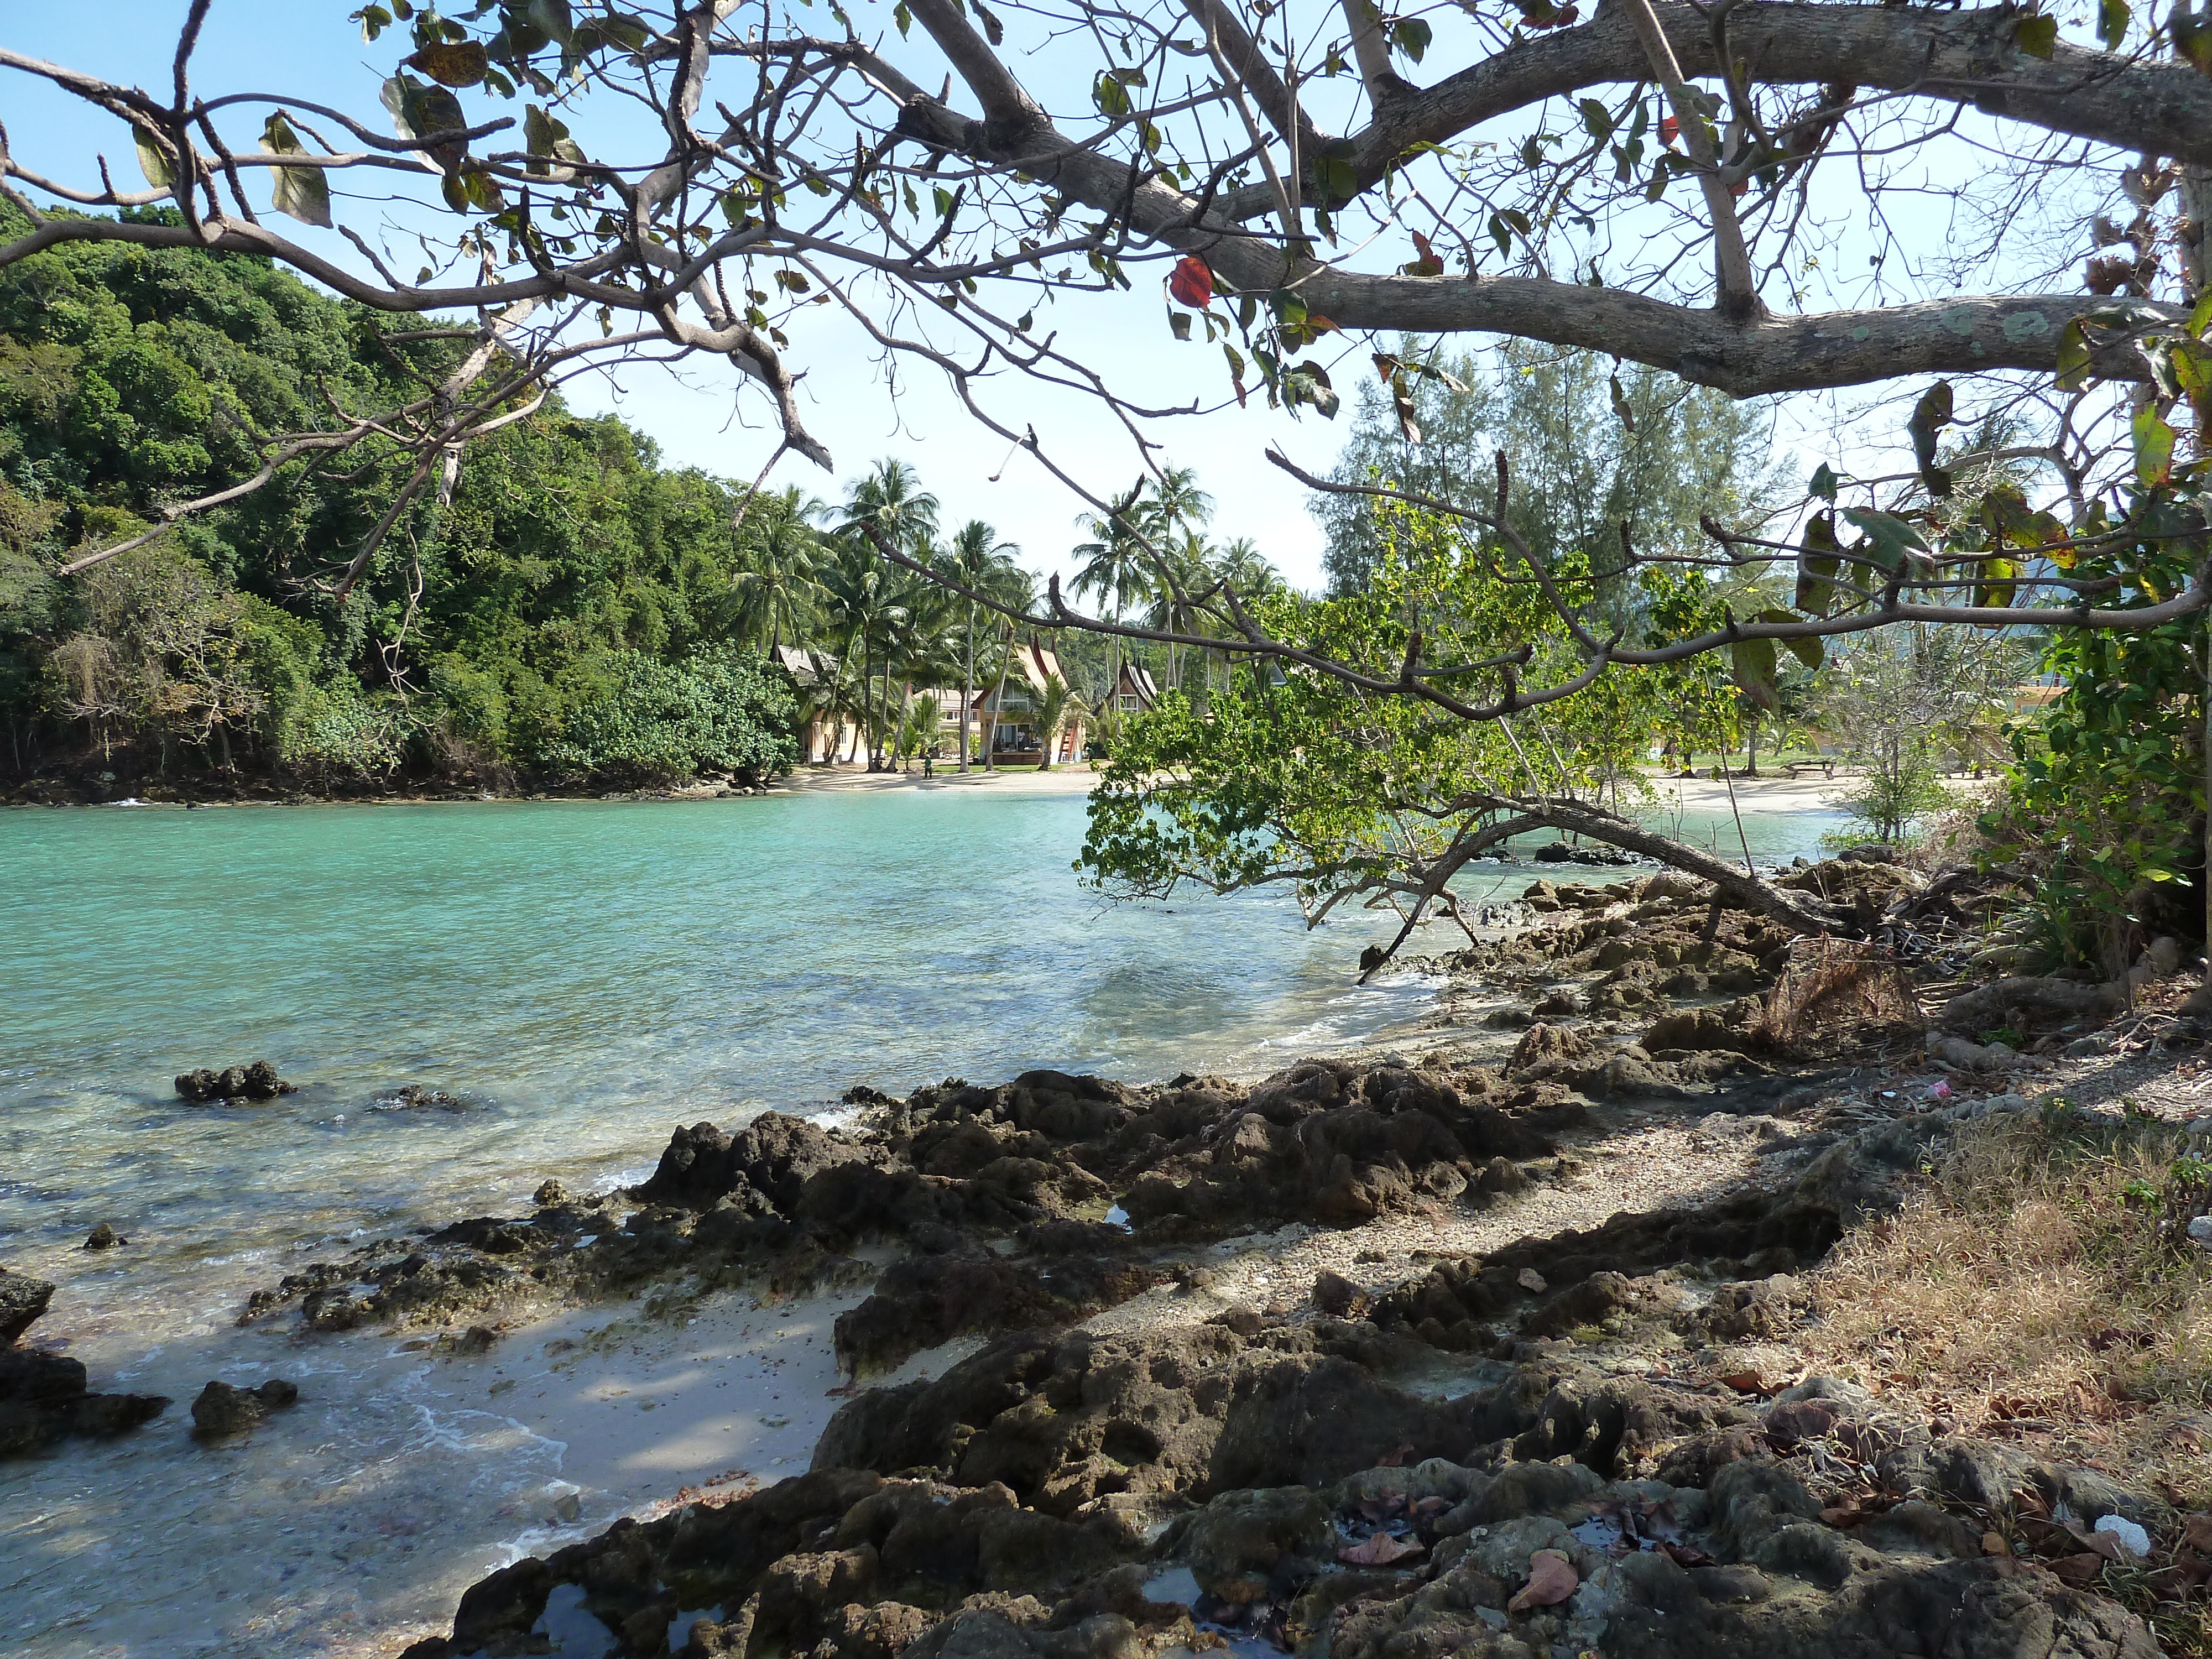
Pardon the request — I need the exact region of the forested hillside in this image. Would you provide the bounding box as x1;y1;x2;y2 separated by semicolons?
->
0;206;795;799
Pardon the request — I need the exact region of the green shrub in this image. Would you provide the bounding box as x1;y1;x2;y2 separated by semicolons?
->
535;646;795;784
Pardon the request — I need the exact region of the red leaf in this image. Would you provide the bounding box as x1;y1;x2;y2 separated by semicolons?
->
1168;254;1214;309
1506;1549;1578;1612
1660;115;1681;147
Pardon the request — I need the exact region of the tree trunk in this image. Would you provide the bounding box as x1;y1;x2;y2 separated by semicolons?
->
985;621;1015;773
858;635;875;770
959;604;975;773
1745;716;1759;778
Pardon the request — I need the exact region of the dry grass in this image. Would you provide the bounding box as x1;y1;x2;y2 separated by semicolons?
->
1759;938;1923;1051
1799;1106;2212;1507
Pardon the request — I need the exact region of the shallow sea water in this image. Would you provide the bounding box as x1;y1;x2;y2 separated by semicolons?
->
0;783;1840;1656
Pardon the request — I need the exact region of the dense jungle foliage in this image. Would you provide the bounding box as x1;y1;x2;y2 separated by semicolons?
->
0;205;797;795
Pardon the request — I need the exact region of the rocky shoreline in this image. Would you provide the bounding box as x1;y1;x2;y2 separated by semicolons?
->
12;848;2209;1658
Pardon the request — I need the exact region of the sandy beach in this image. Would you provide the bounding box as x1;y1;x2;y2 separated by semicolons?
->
771;762;1102;795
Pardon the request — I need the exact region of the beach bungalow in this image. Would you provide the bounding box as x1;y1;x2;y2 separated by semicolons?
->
975;637;1087;765
1110;662;1159;714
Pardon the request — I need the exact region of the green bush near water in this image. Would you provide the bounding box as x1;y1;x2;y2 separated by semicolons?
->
0;204;796;790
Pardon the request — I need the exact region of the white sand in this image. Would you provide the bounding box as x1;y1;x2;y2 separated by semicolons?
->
773;762;1099;796
337;1282;985;1659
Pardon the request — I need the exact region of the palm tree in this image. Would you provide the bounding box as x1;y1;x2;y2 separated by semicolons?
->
979;568;1039;772
839;458;940;562
1206;537;1277;696
1142;530;1215;691
730;485;823;656
943;520;1022;773
1031;672;1086;772
894;689;942;770
883;559;959;766
816;533;907;770
1072;479;1151;709
1146;465;1214;540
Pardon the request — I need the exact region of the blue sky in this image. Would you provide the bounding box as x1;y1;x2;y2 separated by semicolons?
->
5;2;1361;589
10;3;2095;589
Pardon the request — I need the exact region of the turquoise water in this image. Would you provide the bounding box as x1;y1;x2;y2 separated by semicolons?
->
0;781;1842;1659
1;790;1448;1267
0;782;1844;1282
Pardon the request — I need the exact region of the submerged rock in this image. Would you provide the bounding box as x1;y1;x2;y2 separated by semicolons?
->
190;1378;299;1441
84;1223;124;1250
174;1059;295;1102
378;1084;469;1112
0;1270;169;1457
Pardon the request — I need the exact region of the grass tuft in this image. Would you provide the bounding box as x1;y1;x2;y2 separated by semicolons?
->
1801;1105;2212;1509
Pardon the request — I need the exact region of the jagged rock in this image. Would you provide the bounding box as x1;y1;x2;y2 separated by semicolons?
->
1312;1270;1366;1318
382;1084;467;1111
189;1378;299;1440
174;1059;293;1102
0;1312;169;1457
82;1223;124;1250
0;1267;54;1344
1510;1023;1592;1076
1679;1277;1805;1345
533;1177;570;1207
833;1255;1167;1378
1643;1005;1764;1056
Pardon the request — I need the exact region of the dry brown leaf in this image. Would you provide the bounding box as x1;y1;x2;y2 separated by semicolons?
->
1981;1531;2008;1557
2048;1552;2106;1585
1337;1533;1425;1567
1506;1549;1578;1612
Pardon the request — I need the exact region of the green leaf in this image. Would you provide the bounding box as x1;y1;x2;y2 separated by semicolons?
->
1794;510;1843;616
2132;403;2176;487
1168;310;1192;341
1729;636;1779;711
1974;555;2021;610
1808;462;1838;502
382;73;468;171
133;126;174;190
2013;12;2058;56
1837;506;1928;575
1783;634;1824;671
1389;17;1432;62
1906;379;1954;498
524;105;584;180
1608;374;1635;432
2055;315;2095;391
405;40;490;87
530;0;575;45
2096;0;2129;49
2141;867;2177;882
1577;98;1613;142
352;4;394;44
259;113;333;227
